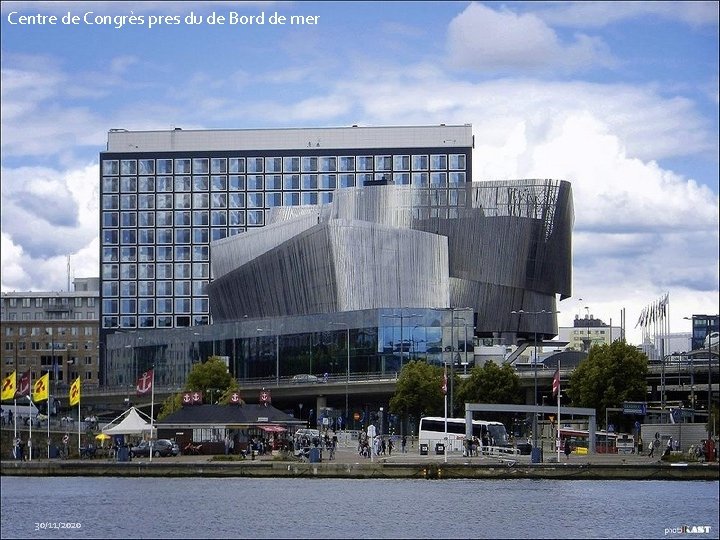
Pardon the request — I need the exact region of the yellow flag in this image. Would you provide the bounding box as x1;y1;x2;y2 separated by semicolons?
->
33;372;49;402
69;377;81;407
1;371;16;401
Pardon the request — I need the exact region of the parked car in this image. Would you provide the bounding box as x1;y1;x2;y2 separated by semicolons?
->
291;374;319;384
130;439;179;458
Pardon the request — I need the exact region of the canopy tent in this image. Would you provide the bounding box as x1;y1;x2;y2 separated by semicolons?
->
101;407;156;436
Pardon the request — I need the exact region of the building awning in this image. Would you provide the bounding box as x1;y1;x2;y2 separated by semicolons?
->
258;425;286;433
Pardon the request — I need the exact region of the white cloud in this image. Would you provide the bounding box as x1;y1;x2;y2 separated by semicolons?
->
446;3;614;73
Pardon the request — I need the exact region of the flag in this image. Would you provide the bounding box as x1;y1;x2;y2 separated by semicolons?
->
69;377;81;407
33;372;49;402
1;371;16;401
16;370;31;397
136;369;154;396
442;369;448;395
552;369;560;397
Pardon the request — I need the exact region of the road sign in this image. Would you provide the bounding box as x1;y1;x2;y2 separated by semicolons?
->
622;401;647;415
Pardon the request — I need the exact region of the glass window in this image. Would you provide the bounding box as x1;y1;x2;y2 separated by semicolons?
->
193;298;209;313
175;176;191;192
412;155;428;170
265;174;282;190
283;157;300;173
103;230;118;245
449;172;466;184
193;281;208;296
192;158;209;174
138;298;154;313
211;175;227;191
120;160;137;175
175;298;191;314
138;159;154;175
175;159;191;174
120;282;136;297
157;245;172;262
156;194;173;209
374;155;392;171
393;173;410;185
302;192;318;205
211;193;227;208
193;211;209;226
103;160;119;175
156;211;173;226
229;175;245;191
102;281;118;296
138;246;155;261
138;194;155;210
174;263;191;279
103;299;118;314
138;264;154;279
229;193;246;208
356;173;373;185
211;229;227;241
247;210;264;226
102;212;119;227
193;228;209;243
394;155;410;171
120;212;136;227
138;176;155;192
157;228;173;244
412;172;428;186
102;247;118;262
430;172;447;186
319;156;336;172
339;174;355;188
246;157;263;173
430;154;447;170
175;280;191;297
449;154;466;170
229;210;245;226
283;174;300;190
357;156;373;171
102;195;118;210
175;228;191;244
157;159;172;174
103;177;118;193
193;246;209;261
338;156;355;172
283;192;300;206
210;158;227;174
211;210;227;226
156;298;172;314
157;176;173;192
175;246;191;261
301;174;318;190
265;157;282;173
374;172;391;183
193;193;209;208
265;193;282;207
193;176;209;191
102;265;119;280
120;263;136;279
138;229;155;244
229;158;245;173
319;192;333;204
247;175;263;191
156;282;173;297
175;210;191;226
301;156;318;172
156;263;173;279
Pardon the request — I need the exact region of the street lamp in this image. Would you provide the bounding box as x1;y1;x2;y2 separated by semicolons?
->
329;322;350;444
511;309;560;462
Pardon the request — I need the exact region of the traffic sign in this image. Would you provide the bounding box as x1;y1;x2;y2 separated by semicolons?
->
622;401;647;415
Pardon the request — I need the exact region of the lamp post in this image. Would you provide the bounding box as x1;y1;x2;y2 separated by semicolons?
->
329;322;350;444
511;309;560;462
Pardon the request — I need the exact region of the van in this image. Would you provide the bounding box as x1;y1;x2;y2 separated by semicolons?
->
1;401;41;425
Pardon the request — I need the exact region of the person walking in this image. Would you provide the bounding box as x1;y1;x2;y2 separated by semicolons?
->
401;435;407;453
564;438;571;461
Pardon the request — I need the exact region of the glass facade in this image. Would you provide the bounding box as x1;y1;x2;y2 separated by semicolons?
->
100;148;470;332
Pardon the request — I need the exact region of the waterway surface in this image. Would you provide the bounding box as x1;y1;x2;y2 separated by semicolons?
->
1;477;718;539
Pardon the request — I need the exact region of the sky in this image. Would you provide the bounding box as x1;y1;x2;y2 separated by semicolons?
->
1;1;718;346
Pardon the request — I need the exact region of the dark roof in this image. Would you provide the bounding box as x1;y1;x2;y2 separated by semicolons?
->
158;404;303;427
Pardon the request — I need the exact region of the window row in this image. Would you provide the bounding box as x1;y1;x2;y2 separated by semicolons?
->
102;279;208;297
3;326;95;337
4;297;96;308
101;261;210;281
102;154;467;177
102;297;209;314
102;171;467;194
103;211;264;230
102;315;209;329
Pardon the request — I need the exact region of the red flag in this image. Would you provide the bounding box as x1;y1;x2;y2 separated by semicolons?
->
16;370;31;397
552;369;560;397
136;369;154;396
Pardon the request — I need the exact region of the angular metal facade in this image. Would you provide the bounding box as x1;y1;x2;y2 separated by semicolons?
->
209;180;573;340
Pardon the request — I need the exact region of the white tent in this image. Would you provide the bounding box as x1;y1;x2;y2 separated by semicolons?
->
101;407;156;436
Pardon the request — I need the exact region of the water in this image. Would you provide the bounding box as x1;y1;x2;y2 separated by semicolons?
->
1;477;718;539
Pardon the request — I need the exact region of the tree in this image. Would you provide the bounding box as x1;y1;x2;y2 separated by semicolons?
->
157;356;237;420
455;361;523;423
389;361;445;422
567;340;647;430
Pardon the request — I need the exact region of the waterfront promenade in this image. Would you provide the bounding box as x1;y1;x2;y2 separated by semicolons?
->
2;442;718;480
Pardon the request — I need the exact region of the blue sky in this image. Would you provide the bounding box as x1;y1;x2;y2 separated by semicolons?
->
1;1;718;344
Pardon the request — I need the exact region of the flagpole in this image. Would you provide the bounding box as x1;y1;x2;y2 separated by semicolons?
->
556;358;561;463
444;363;448;464
77;380;81;458
47;373;50;460
29;369;32;462
149;368;155;463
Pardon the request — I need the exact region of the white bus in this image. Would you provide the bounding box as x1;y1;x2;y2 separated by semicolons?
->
418;416;513;454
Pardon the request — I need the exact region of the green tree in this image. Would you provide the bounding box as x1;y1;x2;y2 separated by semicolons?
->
567;340;648;429
157;356;237;420
389;361;445;421
455;361;523;424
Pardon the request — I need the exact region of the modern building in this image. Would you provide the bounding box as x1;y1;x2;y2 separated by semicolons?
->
557;314;622;352
0;278;101;394
687;314;719;352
